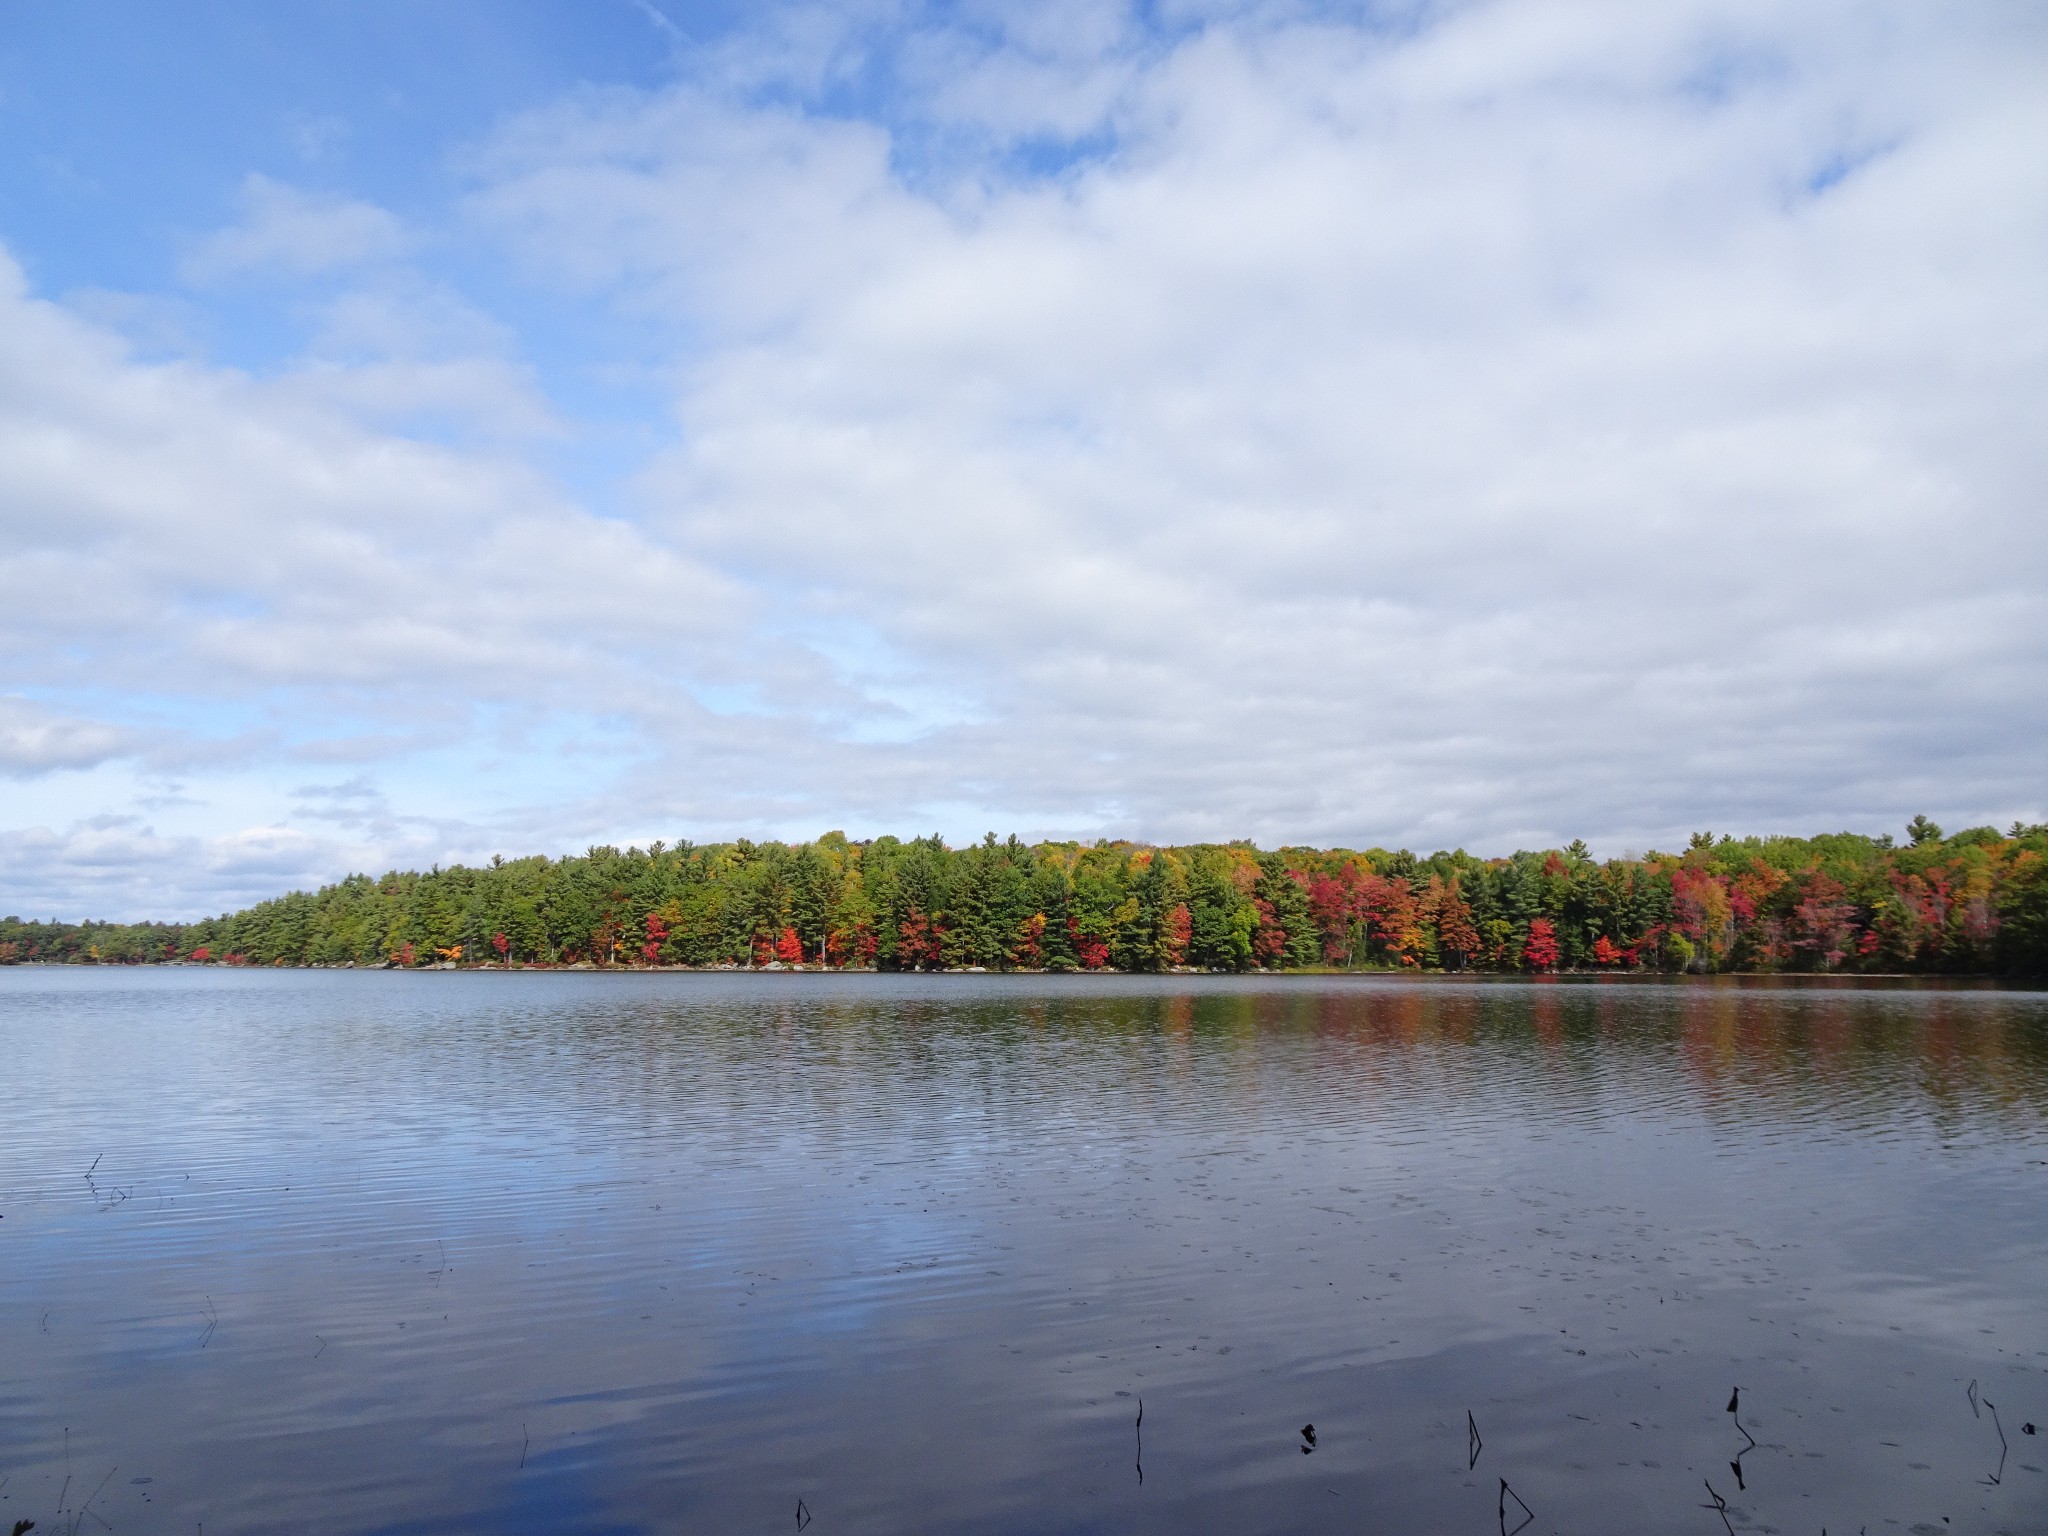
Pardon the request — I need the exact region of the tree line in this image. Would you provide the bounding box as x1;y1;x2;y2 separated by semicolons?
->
4;818;2046;975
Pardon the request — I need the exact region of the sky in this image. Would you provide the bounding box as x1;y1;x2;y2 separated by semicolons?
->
1;0;2044;921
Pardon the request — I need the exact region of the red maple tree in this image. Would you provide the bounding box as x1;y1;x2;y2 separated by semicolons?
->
639;913;668;964
1252;898;1288;968
899;909;946;970
1010;912;1046;968
1162;903;1191;966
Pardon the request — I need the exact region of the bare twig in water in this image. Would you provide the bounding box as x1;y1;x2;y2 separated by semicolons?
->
518;1424;528;1470
72;1467;115;1535
1498;1478;1533;1536
795;1498;812;1531
1468;1409;1484;1470
313;1335;327;1358
1714;1383;1759;1491
1726;1386;1756;1453
1699;1478;1735;1536
85;1155;100;1180
1134;1398;1143;1485
1981;1394;2010;1486
198;1296;217;1349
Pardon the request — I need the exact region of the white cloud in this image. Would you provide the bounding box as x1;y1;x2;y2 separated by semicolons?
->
273;282;563;440
183;173;409;281
0;697;137;778
0;239;788;913
0;246;740;703
0;816;414;920
464;0;2048;850
4;0;2047;918
0;819;272;919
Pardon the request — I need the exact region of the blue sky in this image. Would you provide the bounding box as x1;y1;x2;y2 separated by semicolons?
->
2;0;2045;918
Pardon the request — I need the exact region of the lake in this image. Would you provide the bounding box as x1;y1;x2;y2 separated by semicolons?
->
2;969;2044;1535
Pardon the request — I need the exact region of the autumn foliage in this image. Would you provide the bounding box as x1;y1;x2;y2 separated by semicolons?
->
7;820;2045;977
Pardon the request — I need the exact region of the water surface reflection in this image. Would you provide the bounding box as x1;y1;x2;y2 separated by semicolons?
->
2;971;2044;1534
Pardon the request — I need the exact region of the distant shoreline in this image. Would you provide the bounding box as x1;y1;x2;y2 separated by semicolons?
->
7;822;2044;977
2;958;2017;985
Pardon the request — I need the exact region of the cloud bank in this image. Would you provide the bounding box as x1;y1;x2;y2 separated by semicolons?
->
3;0;2045;916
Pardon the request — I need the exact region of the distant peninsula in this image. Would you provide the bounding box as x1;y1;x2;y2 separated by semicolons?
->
5;821;2045;976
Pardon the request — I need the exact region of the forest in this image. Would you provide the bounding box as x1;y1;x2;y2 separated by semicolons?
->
4;817;2046;975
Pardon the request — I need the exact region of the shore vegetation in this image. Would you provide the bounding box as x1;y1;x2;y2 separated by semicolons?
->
7;818;2047;977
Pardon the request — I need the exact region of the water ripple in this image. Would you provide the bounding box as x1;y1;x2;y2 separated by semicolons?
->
2;969;2044;1534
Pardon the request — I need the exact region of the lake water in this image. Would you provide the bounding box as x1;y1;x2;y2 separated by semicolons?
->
2;970;2045;1535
